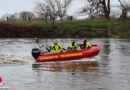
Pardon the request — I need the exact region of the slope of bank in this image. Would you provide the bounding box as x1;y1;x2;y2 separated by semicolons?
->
0;20;130;38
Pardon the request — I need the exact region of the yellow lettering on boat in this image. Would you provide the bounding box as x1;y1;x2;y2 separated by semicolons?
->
60;53;82;58
40;55;58;60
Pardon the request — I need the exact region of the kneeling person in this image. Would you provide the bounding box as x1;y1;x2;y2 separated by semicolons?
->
80;40;92;49
51;41;63;53
68;41;79;51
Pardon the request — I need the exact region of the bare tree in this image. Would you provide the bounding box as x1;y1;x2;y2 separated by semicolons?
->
13;13;20;21
54;0;73;21
9;15;17;21
1;14;12;21
47;0;73;22
1;13;18;21
66;15;75;20
34;3;50;24
80;0;110;20
19;11;35;21
80;0;102;19
35;0;73;23
118;0;130;20
34;2;57;24
45;1;57;24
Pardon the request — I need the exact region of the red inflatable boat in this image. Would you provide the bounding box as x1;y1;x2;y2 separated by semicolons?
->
35;46;100;62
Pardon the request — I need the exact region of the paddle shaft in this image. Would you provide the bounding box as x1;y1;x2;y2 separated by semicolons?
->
35;38;51;53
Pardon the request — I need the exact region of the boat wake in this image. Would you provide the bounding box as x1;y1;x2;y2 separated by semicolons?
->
64;56;100;62
0;54;33;64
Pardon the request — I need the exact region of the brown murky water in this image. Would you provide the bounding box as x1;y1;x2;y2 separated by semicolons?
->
0;38;130;90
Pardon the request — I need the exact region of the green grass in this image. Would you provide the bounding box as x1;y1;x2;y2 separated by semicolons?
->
59;21;115;29
0;20;130;38
1;20;129;32
1;20;130;29
4;20;117;29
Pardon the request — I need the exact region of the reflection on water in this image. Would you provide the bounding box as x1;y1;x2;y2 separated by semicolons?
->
0;38;130;90
103;39;111;55
32;60;98;72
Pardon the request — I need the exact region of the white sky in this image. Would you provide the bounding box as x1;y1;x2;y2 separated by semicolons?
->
0;0;86;18
0;0;125;18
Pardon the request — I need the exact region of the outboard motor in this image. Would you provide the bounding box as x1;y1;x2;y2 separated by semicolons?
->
32;48;41;60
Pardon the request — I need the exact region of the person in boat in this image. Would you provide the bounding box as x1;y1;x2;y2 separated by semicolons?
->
67;41;79;51
50;40;64;53
80;40;92;49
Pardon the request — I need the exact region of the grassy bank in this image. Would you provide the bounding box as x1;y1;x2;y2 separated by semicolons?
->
0;20;130;38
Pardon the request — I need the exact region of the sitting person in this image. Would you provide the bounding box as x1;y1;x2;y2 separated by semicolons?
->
68;41;79;51
50;40;63;53
80;40;92;49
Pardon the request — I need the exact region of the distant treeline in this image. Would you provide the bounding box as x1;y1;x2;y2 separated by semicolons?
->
0;20;130;38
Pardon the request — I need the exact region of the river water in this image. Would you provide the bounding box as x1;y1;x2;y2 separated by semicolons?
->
0;38;130;90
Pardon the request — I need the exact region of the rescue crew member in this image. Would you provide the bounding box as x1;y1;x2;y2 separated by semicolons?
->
68;41;79;51
80;40;92;49
51;40;63;53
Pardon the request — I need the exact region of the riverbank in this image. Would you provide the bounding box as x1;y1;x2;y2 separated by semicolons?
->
0;20;130;38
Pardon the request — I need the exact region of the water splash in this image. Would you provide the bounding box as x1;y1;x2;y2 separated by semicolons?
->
0;54;32;64
67;56;100;62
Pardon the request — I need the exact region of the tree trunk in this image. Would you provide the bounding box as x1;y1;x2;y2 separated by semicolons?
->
60;16;63;21
50;16;55;25
99;0;110;20
45;15;48;24
118;0;128;20
119;8;127;20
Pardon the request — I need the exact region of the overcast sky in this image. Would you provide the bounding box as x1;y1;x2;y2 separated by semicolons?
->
0;0;86;18
0;0;125;18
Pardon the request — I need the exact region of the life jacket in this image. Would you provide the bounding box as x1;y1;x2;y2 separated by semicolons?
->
68;44;79;50
85;42;92;49
80;42;92;49
51;44;63;53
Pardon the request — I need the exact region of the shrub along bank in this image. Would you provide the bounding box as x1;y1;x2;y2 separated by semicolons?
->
0;20;130;38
